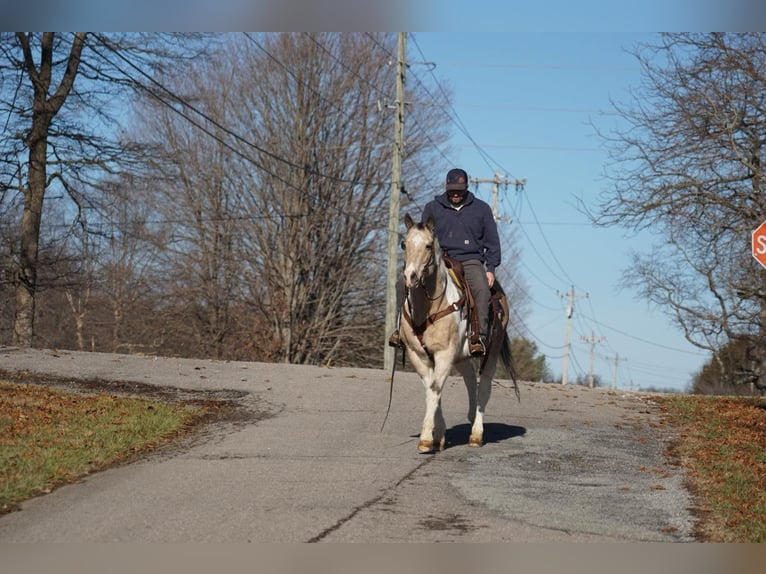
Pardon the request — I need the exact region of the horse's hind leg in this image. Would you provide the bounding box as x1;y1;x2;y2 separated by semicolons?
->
468;344;500;447
457;360;478;424
470;369;494;446
458;360;486;447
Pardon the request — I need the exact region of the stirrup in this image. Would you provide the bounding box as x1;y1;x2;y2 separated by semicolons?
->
469;336;486;357
388;330;404;349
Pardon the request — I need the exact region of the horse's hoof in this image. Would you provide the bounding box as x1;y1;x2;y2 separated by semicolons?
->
437;438;445;451
418;439;434;453
468;435;483;447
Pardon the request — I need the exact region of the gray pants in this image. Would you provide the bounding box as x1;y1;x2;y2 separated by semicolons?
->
462;259;490;337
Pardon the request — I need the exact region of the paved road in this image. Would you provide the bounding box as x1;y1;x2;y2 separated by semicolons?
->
0;346;696;542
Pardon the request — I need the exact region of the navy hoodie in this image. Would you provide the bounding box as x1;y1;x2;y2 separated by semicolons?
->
421;191;501;273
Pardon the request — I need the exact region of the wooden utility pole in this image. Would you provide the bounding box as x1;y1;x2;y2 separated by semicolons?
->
384;32;406;372
470;172;525;222
611;353;627;390
580;332;606;388
558;286;588;385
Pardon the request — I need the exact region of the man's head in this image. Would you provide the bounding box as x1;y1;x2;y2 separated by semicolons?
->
445;168;469;204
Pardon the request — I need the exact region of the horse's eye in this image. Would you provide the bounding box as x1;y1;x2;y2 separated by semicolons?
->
400;241;406;250
426;243;433;251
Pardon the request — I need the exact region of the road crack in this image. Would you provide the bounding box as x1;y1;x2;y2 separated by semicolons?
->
306;456;433;543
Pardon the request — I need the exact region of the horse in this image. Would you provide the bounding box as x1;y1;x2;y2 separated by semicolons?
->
398;212;517;453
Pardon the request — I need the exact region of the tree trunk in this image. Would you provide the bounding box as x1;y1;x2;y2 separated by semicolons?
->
13;118;48;346
11;32;85;347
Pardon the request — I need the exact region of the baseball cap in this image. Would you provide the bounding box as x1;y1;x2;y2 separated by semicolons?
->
446;168;468;192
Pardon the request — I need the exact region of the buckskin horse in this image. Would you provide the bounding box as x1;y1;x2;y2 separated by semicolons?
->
398;213;517;453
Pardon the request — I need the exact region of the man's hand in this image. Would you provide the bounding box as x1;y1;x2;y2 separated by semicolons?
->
486;271;495;289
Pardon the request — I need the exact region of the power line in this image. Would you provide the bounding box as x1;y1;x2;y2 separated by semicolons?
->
394;35;710;393
408;34;511;178
580;311;707;356
404;33;588;375
89;33;385;190
81;32;404;239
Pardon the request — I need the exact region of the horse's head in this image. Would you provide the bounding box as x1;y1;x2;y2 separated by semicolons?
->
402;213;440;289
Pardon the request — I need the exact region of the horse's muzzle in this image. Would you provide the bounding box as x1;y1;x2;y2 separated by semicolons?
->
404;268;422;289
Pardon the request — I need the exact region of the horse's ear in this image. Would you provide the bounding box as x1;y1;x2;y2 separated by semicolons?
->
425;215;435;231
404;213;415;230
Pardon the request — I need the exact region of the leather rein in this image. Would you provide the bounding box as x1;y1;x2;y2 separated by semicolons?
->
401;272;465;357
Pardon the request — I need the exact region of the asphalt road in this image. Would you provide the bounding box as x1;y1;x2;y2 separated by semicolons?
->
0;346;696;542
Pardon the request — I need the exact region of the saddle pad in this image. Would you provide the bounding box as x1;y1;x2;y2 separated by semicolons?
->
447;267;465;293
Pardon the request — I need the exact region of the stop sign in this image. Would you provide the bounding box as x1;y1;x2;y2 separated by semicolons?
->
753;221;766;269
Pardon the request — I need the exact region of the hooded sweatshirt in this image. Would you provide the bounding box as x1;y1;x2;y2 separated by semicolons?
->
421;191;501;273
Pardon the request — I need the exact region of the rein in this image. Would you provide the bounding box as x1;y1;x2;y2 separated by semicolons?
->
424;275;448;302
402;287;465;356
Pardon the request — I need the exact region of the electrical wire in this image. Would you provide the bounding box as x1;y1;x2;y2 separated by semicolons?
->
89;33;385;190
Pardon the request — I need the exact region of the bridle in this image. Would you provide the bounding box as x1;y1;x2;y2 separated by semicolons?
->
400;234;465;357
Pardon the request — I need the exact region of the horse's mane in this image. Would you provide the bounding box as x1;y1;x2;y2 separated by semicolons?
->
411;220;444;259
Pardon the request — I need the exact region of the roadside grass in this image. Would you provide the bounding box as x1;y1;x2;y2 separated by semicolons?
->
659;394;766;543
0;380;204;513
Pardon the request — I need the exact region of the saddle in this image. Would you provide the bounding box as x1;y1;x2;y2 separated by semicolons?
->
442;253;509;342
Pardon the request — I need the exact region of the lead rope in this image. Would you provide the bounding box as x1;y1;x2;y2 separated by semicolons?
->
379;346;398;432
381;301;406;433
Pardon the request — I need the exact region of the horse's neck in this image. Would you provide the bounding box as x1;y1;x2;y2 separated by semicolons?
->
408;258;455;323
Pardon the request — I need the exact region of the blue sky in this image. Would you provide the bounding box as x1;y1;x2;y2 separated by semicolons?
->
408;32;708;392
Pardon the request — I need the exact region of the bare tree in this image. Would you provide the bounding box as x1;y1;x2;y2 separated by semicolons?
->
0;33;86;345
127;33;452;366
125;46;249;360
591;33;766;392
691;338;763;396
231;33;451;365
89;174;167;354
0;32;210;347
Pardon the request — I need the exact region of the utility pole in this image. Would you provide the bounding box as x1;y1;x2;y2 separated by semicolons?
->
470;172;525;222
383;32;406;373
557;286;588;385
580;332;606;388
610;353;627;390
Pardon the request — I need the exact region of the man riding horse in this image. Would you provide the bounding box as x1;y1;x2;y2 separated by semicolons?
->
390;167;501;356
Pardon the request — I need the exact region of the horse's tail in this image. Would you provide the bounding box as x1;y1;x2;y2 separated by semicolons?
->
490;280;520;401
500;329;521;402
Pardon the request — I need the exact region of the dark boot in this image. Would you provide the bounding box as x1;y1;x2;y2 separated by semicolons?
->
388;330;404;349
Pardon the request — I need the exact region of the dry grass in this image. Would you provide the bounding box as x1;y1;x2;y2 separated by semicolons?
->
659;394;766;542
0;380;203;513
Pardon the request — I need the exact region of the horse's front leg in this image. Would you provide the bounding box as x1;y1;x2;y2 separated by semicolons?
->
418;383;444;453
417;355;451;453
